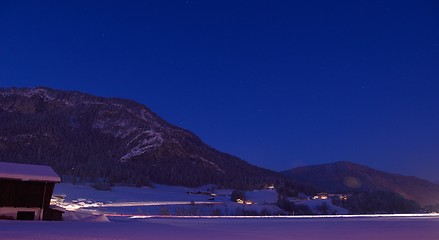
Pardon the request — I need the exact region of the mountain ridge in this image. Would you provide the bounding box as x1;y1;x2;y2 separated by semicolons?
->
282;161;439;206
0;87;284;188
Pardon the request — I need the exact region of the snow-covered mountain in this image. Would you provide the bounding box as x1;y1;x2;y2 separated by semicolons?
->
0;87;283;188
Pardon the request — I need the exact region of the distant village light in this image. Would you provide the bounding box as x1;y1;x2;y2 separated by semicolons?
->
313;192;329;200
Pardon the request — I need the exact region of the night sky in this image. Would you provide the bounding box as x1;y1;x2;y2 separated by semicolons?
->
1;1;438;182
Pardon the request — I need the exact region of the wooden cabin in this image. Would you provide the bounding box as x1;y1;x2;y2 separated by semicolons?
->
0;162;62;220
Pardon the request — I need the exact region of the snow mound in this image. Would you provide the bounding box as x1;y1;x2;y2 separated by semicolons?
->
63;211;109;222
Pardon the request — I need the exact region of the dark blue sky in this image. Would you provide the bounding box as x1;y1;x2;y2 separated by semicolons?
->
1;1;438;181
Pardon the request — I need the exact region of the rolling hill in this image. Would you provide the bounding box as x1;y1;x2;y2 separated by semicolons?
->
282;161;439;206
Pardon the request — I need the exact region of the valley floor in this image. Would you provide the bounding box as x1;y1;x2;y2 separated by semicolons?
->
1;216;438;240
2;183;437;239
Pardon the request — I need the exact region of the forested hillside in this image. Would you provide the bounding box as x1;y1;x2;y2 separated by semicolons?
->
0;87;285;189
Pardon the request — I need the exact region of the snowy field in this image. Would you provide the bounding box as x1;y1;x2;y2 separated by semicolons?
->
51;183;350;216
52;183;283;216
1;183;438;239
1;216;438;240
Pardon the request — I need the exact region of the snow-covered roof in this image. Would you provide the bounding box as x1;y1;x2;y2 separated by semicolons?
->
0;162;61;182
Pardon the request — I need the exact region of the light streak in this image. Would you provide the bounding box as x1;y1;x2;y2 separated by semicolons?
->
106;213;439;219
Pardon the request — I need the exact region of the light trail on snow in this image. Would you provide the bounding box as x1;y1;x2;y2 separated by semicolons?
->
57;200;222;210
102;201;222;207
104;213;439;219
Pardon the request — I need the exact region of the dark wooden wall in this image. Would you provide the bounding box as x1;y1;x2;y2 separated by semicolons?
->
0;179;55;208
